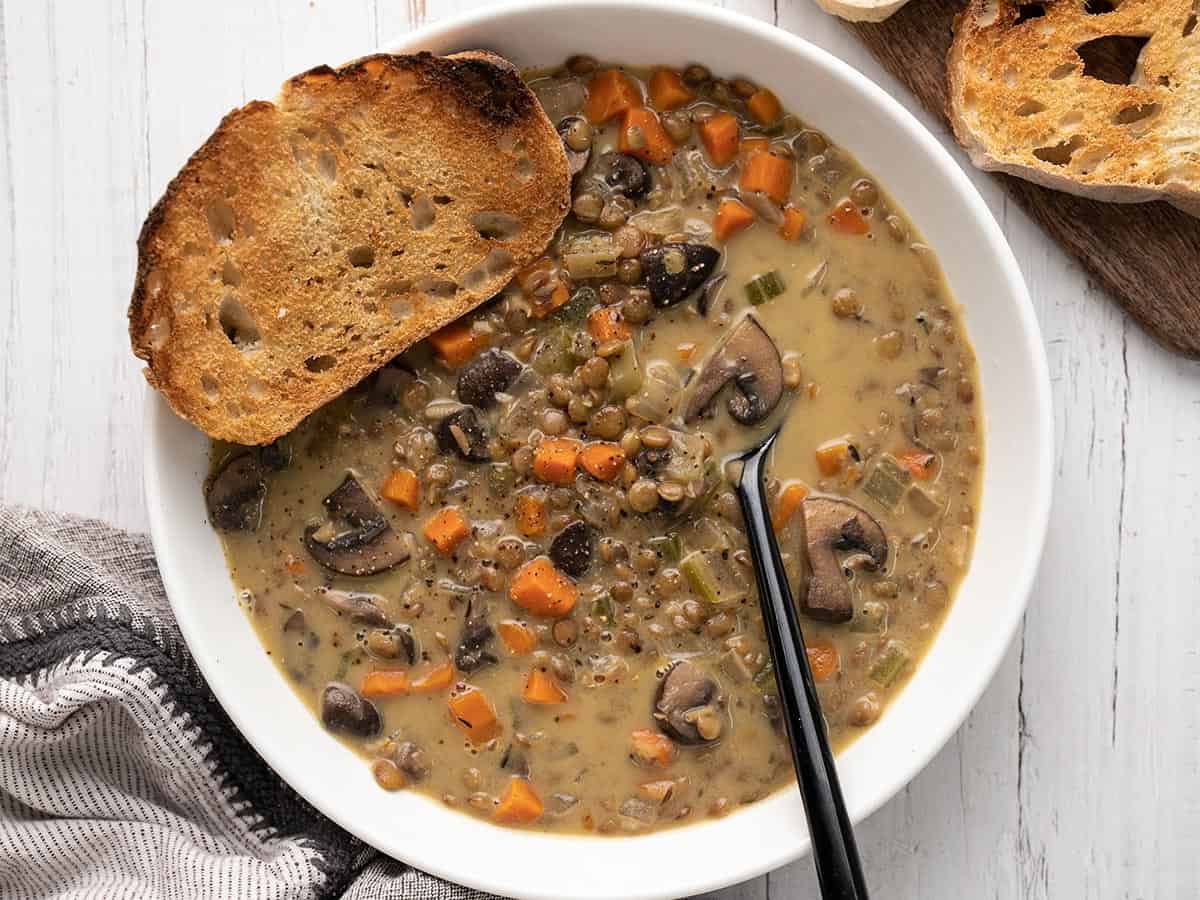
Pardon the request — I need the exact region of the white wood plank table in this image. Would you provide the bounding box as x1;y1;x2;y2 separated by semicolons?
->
2;2;1197;897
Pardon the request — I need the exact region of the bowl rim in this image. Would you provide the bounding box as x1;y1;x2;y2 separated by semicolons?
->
143;2;1053;897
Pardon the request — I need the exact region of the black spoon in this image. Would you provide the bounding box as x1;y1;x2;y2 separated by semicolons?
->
731;425;870;900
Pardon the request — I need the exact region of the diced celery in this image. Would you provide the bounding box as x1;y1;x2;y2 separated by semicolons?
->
562;233;619;280
647;533;682;563
607;341;643;400
868;640;910;687
681;550;722;604
531;327;574;375
590;593;615;624
553;286;598;325
745;270;786;305
862;455;910;511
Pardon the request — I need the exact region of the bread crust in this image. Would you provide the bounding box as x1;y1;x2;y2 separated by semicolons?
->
947;0;1200;215
130;51;570;444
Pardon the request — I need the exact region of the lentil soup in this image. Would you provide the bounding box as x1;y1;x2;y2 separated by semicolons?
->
207;58;982;834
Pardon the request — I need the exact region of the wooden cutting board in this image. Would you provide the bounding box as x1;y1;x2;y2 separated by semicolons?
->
847;0;1200;359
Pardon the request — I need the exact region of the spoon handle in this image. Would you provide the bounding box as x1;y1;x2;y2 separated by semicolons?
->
735;435;870;900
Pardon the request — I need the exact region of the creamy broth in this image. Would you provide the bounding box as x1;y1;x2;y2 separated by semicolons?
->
209;59;981;834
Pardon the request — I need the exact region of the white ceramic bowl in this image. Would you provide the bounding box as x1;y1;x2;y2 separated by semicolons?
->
144;2;1053;897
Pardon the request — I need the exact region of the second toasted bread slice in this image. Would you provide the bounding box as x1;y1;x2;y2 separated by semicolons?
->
948;0;1200;215
130;51;570;445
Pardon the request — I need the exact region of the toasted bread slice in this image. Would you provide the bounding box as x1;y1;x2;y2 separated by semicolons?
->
948;0;1200;216
130;51;570;445
812;0;912;23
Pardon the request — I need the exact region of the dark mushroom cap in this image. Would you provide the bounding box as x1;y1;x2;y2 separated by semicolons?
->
684;315;784;426
798;495;888;623
319;682;381;738
639;243;720;308
303;474;411;576
205;453;266;531
549;520;593;577
596;151;650;199
435;407;491;462
653;660;722;745
454;598;498;673
457;349;521;408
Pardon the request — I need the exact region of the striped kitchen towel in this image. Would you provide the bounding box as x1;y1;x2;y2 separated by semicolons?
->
0;506;492;900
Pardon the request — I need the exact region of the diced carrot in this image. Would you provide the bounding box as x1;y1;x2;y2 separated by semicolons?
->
423;507;470;555
410;660;455;693
618;107;675;165
713;199;755;242
360;669;410;698
739;136;770;157
517;258;570;319
587;306;631;343
648;67;693;111
676;341;697;362
771;481;810;532
583;69;641;124
514;494;547;537
494;776;543;824
740;152;794;205
498;620;537;656
578;442;626;482
746;88;782;125
805;641;840;681
510;557;578;618
448;686;500;743
829;198;870;235
896;449;938;481
284;554;306;576
630;729;677;767
697;112;739;166
427;320;483;368
815;439;851;477
522;668;568;704
532;438;580;484
380;468;419;511
779;206;807;241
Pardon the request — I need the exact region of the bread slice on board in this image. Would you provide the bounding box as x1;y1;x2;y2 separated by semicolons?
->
947;0;1200;216
129;51;570;445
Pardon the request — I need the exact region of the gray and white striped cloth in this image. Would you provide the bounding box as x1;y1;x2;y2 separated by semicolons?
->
0;506;492;900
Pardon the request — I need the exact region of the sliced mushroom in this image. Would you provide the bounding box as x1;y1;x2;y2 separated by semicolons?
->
457;349;521;408
797;496;888;623
549;520;593;577
639;243;720;308
316;587;391;627
653;660;723;745
696;273;727;318
596;151;650;199
434;407;491;462
683;315;784;425
303;474;411;576
500;743;530;778
319;682;381;737
205;453;266;531
454;597;497;673
557;116;592;179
